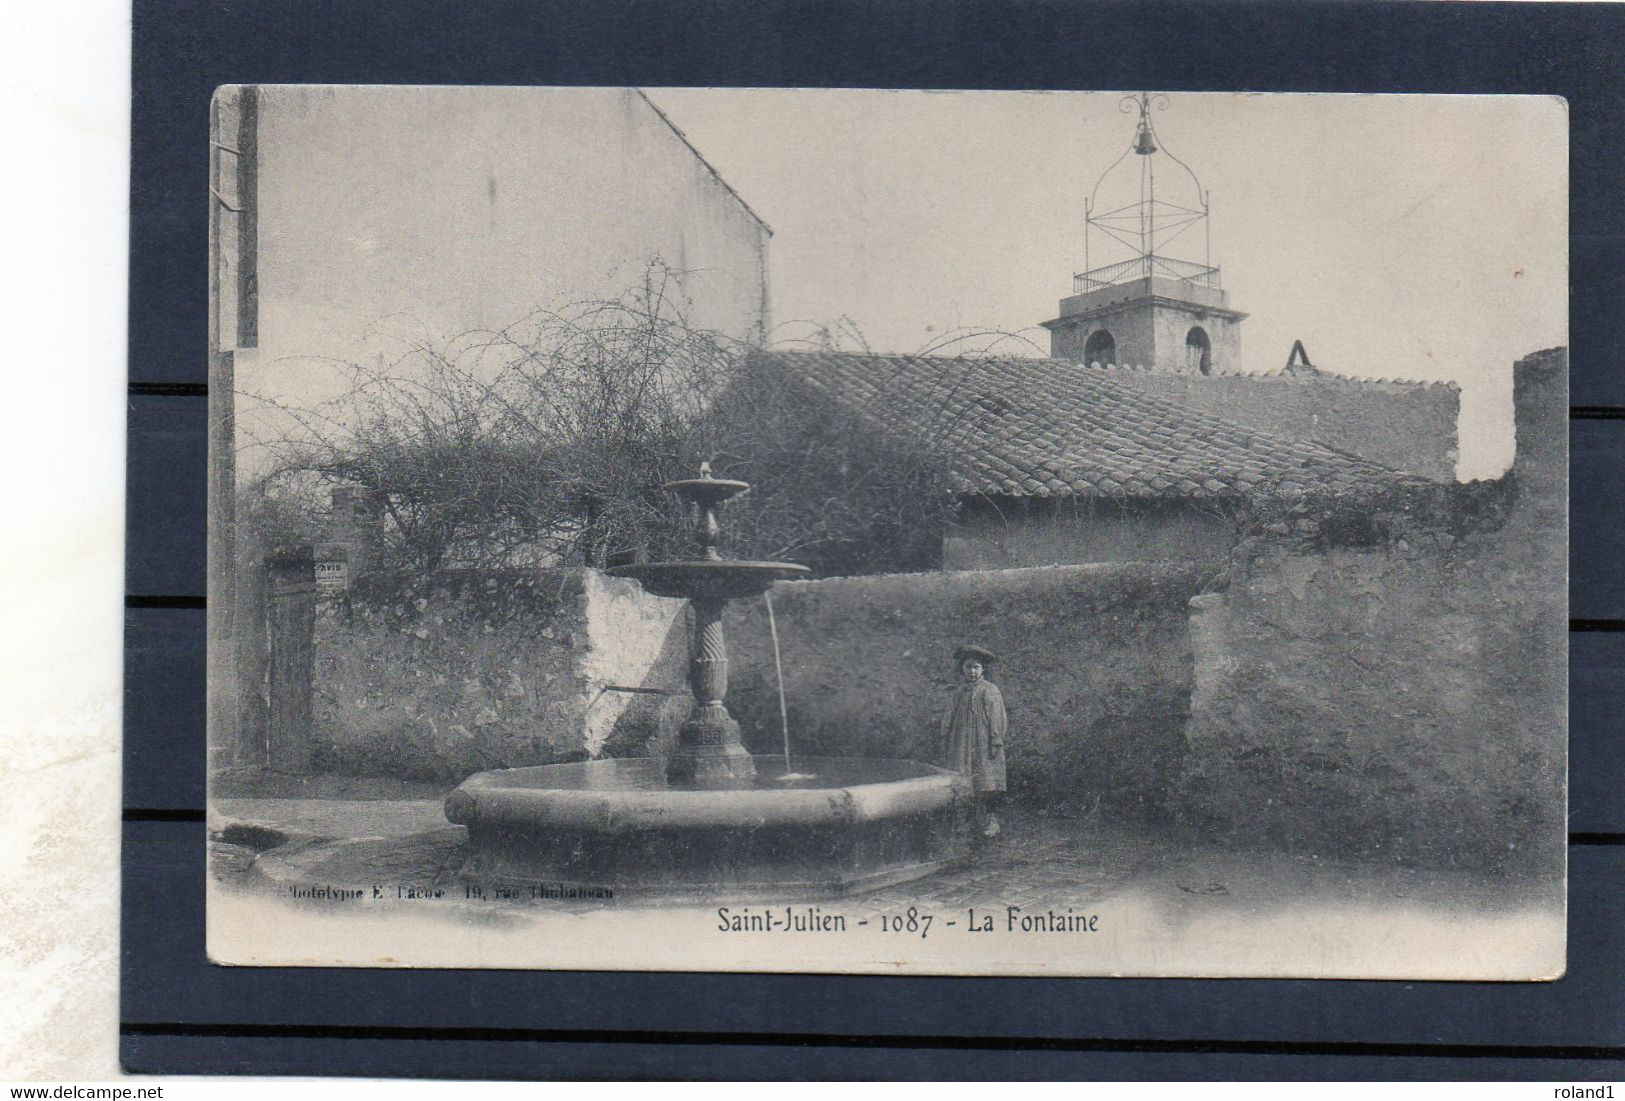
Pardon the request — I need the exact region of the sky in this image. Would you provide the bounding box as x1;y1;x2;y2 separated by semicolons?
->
644;90;1567;478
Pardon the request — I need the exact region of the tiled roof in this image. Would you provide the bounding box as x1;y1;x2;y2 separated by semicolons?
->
748;350;1417;500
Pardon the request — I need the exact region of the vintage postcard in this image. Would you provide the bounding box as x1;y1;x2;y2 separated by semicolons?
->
205;87;1567;977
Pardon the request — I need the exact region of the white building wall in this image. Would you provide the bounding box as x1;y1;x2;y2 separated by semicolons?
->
234;85;771;477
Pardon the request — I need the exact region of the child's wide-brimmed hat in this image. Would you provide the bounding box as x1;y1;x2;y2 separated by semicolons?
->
953;644;997;666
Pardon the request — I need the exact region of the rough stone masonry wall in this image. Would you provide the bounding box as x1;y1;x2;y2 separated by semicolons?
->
1050;308;1157;368
1147;302;1242;376
724;563;1206;816
945;497;1235;568
1111;370;1460;481
310;568;688;782
1178;350;1566;872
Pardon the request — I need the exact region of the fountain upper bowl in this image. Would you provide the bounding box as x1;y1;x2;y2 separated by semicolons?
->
663;476;751;507
608;559;810;600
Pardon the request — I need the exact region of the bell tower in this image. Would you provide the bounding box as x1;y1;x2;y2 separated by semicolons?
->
1042;93;1246;374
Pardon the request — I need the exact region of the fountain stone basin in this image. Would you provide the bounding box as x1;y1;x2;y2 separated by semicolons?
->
444;756;973;901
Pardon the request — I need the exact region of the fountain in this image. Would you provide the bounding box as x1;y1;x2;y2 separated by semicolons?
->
443;465;973;901
608;464;805;785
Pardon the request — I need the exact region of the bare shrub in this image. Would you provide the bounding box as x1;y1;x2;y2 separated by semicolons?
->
243;264;1007;578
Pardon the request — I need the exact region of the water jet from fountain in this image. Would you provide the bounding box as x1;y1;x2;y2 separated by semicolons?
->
763;590;817;785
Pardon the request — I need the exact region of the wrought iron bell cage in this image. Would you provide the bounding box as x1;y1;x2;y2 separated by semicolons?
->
1077;93;1218;296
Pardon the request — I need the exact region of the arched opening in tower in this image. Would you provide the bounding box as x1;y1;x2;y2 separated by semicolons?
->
1084;329;1116;366
1186;326;1212;375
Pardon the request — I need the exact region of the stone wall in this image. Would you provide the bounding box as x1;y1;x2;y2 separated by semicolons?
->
723;564;1206;815
309;568;688;782
1047;307;1156;368
1177;350;1565;871
945;497;1235;568
1181;540;1561;869
1108;369;1460;481
1147;300;1242;376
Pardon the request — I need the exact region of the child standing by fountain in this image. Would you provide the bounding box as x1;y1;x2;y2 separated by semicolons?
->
942;644;1007;840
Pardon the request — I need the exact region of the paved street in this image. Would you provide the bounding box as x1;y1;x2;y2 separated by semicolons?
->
855;813;1150;916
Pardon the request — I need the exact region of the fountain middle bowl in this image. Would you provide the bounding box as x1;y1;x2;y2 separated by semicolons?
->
444;755;974;901
608;559;810;600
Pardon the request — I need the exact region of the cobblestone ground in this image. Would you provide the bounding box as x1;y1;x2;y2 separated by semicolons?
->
211;797;449;845
849;808;1152;919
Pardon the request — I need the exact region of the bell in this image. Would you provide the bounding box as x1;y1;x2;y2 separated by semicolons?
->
1133;122;1158;155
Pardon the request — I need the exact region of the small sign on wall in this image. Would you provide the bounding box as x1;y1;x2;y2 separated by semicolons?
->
315;560;348;592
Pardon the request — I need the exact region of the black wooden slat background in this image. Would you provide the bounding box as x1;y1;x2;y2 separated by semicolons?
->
1572;421;1625;620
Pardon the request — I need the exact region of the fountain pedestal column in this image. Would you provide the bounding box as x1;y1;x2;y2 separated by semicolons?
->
669;596;754;783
